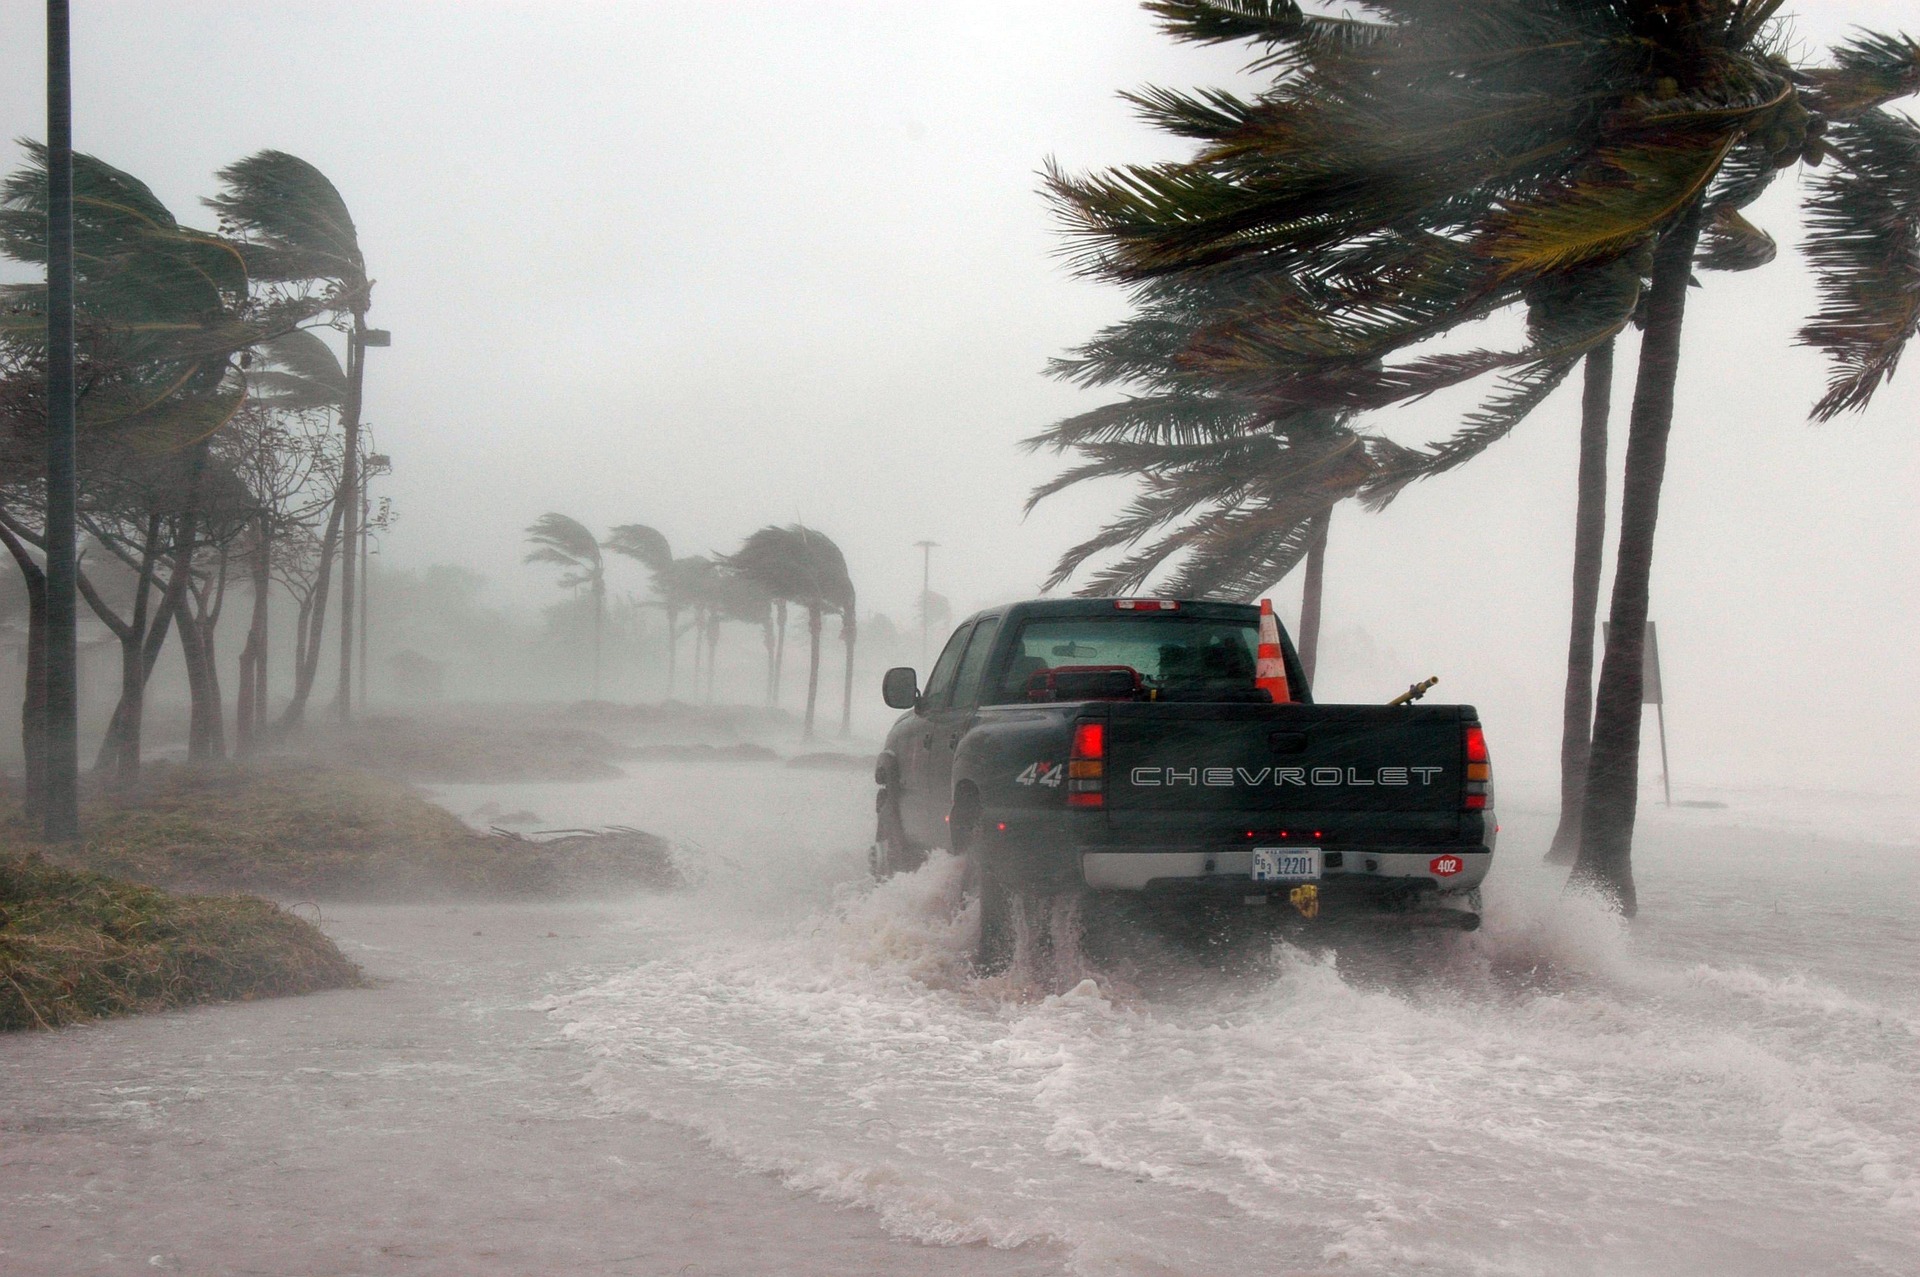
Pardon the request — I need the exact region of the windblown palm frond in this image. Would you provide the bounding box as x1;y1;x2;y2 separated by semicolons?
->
246;329;348;412
723;524;854;617
524;513;604;592
1797;107;1920;419
204;150;367;305
603;523;674;573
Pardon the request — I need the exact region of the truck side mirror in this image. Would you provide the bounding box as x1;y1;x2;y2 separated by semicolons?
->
881;667;920;710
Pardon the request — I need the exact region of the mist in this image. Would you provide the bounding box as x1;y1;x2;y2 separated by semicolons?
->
3;6;1917;1276
0;1;1908;793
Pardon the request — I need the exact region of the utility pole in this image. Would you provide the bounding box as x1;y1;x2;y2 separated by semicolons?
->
913;539;937;665
42;0;80;839
334;324;388;721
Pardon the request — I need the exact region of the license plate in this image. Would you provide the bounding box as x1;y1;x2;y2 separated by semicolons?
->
1252;847;1321;882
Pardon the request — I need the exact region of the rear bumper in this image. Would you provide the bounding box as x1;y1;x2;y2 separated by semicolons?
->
1080;846;1492;895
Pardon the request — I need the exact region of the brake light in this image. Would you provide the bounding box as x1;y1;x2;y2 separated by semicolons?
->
1114;599;1178;611
1463;724;1493;811
1068;721;1105;807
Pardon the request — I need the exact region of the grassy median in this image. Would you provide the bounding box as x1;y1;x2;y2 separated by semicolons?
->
0;852;362;1032
5;761;677;899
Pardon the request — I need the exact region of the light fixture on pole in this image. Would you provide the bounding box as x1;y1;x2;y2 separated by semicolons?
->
912;540;938;665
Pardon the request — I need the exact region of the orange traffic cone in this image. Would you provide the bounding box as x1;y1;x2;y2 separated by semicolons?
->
1256;598;1291;704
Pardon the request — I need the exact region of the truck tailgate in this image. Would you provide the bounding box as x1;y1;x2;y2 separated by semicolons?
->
1103;702;1468;828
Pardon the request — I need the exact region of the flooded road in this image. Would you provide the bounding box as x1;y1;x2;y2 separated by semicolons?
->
5;762;1915;1276
453;766;1920;1276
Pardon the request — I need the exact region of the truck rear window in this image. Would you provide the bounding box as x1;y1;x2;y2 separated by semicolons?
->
989;616;1261;703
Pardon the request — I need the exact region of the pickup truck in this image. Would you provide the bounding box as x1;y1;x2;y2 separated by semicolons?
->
872;598;1494;968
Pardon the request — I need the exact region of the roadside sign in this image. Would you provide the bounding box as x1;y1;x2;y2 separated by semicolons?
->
1602;620;1671;805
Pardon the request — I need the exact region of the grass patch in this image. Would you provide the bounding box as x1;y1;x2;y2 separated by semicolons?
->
0;852;362;1032
2;762;676;900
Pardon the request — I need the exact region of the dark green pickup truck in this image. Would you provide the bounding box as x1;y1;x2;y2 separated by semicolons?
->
872;598;1494;967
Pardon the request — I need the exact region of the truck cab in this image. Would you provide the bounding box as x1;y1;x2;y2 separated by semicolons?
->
874;599;1494;961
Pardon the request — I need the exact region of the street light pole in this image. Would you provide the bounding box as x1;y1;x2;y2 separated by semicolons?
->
334;324;388;722
913;540;937;665
42;0;79;839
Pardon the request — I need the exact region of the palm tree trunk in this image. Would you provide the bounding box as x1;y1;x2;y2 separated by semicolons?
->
1574;212;1706;914
803;604;823;740
772;600;788;705
591;584;604;700
664;604;678;698
839;612;856;739
1547;340;1615;865
1297;506;1331;685
762;613;776;705
705;616;719;704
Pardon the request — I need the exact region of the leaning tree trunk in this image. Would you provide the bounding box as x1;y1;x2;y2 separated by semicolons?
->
177;607;221;762
93;563;181;784
235;518;270;757
839;612;856;739
1574;212;1706;915
1547;340;1616;865
1;527;48;816
802;604;823;740
1296;506;1331;685
278;495;345;733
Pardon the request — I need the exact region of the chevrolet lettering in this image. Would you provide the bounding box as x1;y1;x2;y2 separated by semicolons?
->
1129;765;1443;787
871;599;1495;972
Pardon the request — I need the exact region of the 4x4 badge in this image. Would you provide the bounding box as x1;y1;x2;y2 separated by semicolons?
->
1015;762;1064;789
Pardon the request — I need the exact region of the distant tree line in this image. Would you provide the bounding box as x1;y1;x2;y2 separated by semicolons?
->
526;515;856;740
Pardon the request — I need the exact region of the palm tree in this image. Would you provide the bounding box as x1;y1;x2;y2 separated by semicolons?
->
525;513;606;698
699;566;776;705
604;523;725;698
1;144;328;793
724;524;855;738
205;150;373;723
1048;2;1920;911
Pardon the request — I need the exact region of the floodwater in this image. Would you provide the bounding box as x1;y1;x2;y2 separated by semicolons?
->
430;766;1920;1277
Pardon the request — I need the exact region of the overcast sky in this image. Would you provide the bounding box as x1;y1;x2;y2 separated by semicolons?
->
1;2;1914;793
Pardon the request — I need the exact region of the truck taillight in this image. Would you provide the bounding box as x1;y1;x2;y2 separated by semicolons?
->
1068;721;1105;807
1113;598;1177;611
1463;724;1492;811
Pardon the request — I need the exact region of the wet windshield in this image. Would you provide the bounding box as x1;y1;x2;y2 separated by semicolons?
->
990;616;1258;702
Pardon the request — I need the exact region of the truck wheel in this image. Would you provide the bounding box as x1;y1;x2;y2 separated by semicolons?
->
950;789;1012;975
973;858;1015;975
870;789;922;880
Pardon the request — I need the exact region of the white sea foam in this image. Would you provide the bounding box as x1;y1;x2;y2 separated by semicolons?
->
447;769;1920;1275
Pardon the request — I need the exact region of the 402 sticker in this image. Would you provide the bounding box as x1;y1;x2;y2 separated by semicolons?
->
1015;762;1065;789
